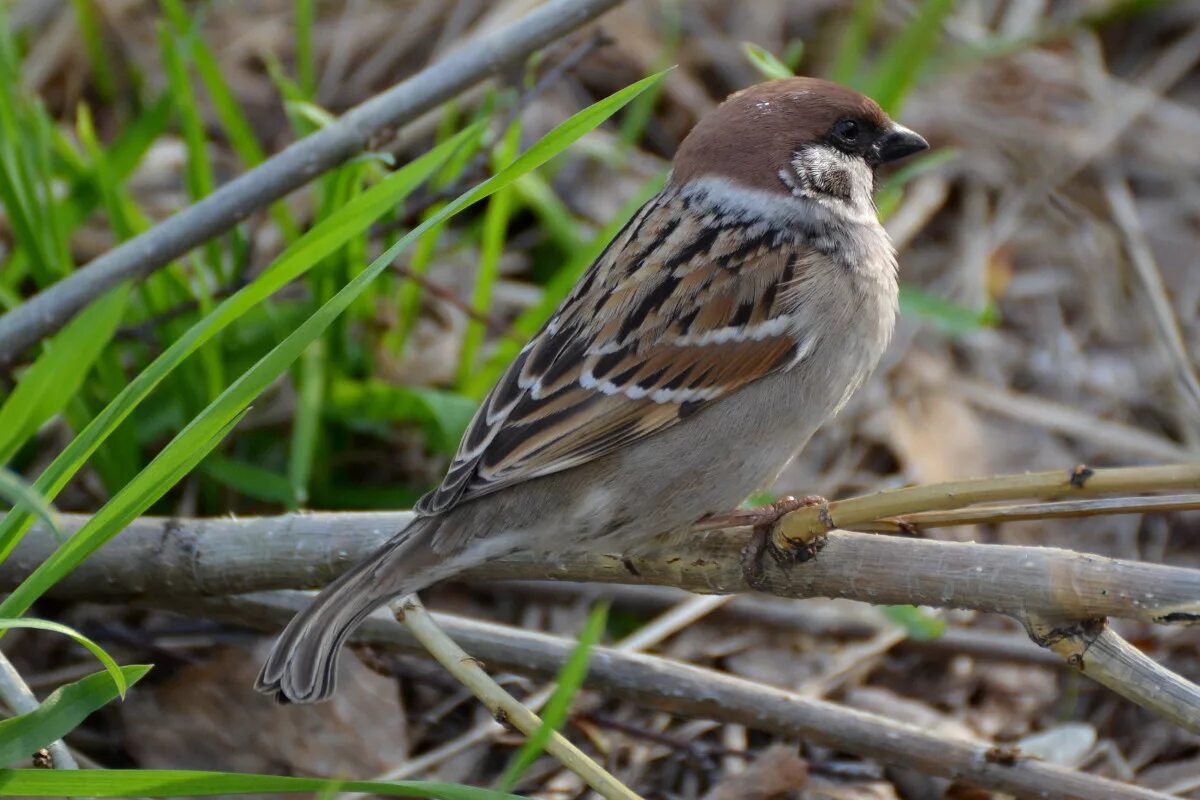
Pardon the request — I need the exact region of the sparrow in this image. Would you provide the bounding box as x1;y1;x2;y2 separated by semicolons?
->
257;76;927;703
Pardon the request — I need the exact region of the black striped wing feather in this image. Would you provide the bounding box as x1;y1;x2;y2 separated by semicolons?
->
415;190;807;515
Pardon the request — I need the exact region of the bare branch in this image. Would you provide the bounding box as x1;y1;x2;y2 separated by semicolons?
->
168;591;1177;800
498;582;1060;665
10;509;1198;626
0;649;78;769
0;0;628;363
777;463;1200;541
856;493;1200;533
8;465;1199;730
950;380;1197;462
392;596;641;799
1102;166;1200;418
10;496;1200;729
1025;614;1200;733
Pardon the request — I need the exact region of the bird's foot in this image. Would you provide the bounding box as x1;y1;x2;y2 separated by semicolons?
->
722;495;829;592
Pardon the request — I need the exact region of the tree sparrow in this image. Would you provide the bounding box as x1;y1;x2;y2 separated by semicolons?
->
257;77;928;703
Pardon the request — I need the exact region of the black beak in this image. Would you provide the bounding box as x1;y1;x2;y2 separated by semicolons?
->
873;124;928;164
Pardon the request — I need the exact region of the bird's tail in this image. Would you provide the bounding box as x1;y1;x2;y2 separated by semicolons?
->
255;515;452;703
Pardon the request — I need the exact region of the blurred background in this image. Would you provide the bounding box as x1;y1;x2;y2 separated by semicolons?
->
2;0;1199;796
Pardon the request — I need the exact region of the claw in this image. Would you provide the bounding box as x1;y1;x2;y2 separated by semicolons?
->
730;494;830;591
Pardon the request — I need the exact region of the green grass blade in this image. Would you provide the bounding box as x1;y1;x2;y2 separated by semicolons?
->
159;0;256;166
0;127;480;566
201;456;296;507
458;120;521;385
0;469;62;542
875;147;959;220
76;104;141;240
0;284;131;465
55;94;172;236
498;601;608;791
0;409;248;619
158;13;225;282
389;105;490;357
882;605;945;640
0;71;665;618
899;284;998;334
862;0;955;113
782;39;806;71
294;0;317;98
0;770;520;799
326;379;477;454
0;666;150;768
68;0;117;100
287;339;325;507
0;23;69;285
513;171;587;252
157;15;213;202
0;618;127;697
830;0;882;86
741;41;794;80
160;0;298;240
469;170;666;398
619;11;678;146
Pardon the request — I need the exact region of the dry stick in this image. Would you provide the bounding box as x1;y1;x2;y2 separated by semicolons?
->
855;493;1200;533
520;594;734;796
392;595;642;800
0;0;628;364
771;465;1200;732
15;522;1200;732
949;379;1198;462
0;649;78;770
351;593;731;787
176;592;1175;800
390;264;513;336
1102;165;1200;418
992;22;1200;246
11;466;1200;728
12;511;1200;625
1024;614;1200;733
494;582;1061;665
775;463;1200;541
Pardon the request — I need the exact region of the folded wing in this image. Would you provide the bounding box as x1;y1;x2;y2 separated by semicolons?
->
417;190;810;515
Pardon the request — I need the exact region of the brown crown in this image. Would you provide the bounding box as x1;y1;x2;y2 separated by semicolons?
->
671;77;891;193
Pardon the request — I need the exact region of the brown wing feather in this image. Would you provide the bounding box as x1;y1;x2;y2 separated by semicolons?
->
416;190;806;515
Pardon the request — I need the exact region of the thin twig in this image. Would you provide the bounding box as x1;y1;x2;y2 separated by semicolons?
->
950;377;1196;463
1024;615;1200;733
175;592;1177;800
0;648;79;770
775;463;1200;541
390;264;514;336
855;494;1200;533
392;595;642;800
0;0;628;364
115;277;255;343
373;30;611;238
492;582;1061;665
1102;165;1200;418
347;593;730;789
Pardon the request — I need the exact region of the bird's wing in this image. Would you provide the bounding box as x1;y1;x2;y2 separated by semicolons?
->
416;189;812;515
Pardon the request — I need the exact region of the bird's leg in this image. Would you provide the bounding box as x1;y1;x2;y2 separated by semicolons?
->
698;494;831;592
694;495;818;531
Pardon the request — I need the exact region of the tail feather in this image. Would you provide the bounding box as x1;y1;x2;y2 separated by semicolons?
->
255;516;450;703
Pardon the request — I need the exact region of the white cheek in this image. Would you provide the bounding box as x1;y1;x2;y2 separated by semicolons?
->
791;147;847;184
790;145;877;223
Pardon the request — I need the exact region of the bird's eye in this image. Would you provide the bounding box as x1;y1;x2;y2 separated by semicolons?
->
834;119;860;143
